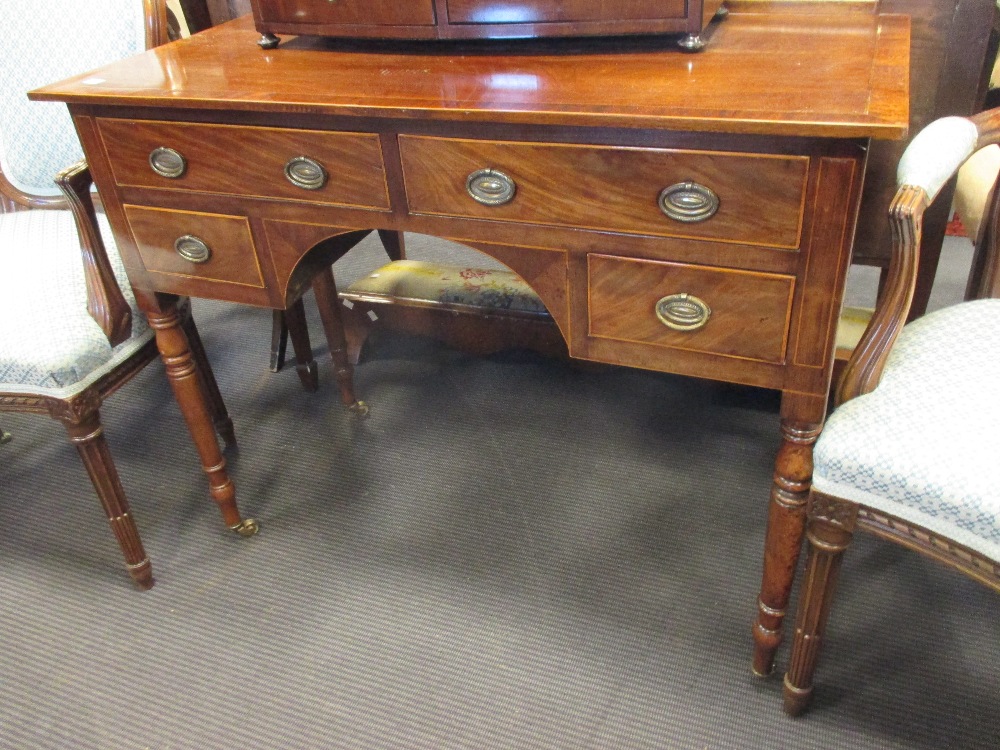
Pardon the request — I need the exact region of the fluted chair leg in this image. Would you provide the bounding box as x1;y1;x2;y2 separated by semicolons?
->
62;409;153;589
181;313;236;449
783;492;858;715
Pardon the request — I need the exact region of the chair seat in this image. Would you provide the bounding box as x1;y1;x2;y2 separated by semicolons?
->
344;259;550;316
0;209;152;398
814;298;1000;562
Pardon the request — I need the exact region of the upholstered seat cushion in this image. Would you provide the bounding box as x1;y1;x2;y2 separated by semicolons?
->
344;259;549;315
813;299;1000;562
0;209;152;398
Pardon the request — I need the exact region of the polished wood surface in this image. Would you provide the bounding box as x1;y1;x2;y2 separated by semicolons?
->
32;4;908;670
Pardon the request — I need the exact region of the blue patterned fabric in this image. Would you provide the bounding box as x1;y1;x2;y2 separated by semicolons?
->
814;299;1000;562
0;210;153;399
0;1;146;196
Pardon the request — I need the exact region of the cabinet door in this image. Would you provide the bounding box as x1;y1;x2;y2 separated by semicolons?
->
446;0;685;24
257;0;435;26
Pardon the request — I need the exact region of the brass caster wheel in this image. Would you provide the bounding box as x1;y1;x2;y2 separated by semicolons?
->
230;518;260;537
349;400;370;419
258;33;279;50
0;429;11;445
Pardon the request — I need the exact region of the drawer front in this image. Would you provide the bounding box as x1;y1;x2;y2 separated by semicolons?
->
256;0;436;25
446;0;685;24
587;254;794;363
400;136;808;248
99;119;391;210
124;205;267;293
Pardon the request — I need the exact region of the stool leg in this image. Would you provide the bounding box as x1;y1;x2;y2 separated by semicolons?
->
377;229;406;261
61;407;153;589
312;267;367;416
270;310;288;372
283;298;319;392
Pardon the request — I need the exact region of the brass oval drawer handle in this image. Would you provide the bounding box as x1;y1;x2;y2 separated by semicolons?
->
655;293;711;331
658;181;719;223
284;156;328;190
174;235;212;264
466;168;516;206
149;147;186;179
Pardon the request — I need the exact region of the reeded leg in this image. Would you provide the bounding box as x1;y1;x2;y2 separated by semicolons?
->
270;310;289;372
62;408;153;589
752;392;824;677
312;267;368;416
376;229;406;261
784;492;858;715
145;296;257;537
283;298;319;392
181;311;236;449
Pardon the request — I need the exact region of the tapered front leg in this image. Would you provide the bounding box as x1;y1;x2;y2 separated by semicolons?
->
60;406;153;589
144;294;257;537
784;492;858;715
752;392;824;677
312;267;368;416
283;297;319;392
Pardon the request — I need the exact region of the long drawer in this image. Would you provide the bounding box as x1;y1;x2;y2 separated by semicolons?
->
399;135;809;249
98;119;391;210
586;254;795;364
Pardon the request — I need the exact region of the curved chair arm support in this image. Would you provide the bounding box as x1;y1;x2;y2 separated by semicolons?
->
838;115;988;404
56;160;132;346
0;167;71;210
144;0;171;48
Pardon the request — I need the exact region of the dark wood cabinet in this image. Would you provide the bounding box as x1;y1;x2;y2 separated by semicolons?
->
247;0;726;46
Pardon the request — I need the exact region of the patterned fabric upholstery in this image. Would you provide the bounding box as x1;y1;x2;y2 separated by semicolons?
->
0;210;153;399
345;260;550;315
813;299;1000;562
0;1;146;196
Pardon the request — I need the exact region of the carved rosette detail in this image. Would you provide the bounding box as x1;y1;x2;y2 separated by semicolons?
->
809;493;859;531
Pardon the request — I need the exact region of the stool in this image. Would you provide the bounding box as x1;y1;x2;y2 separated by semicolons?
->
339;260;567;364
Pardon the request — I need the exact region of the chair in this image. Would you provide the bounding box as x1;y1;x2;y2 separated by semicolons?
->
782;111;1000;715
0;0;234;589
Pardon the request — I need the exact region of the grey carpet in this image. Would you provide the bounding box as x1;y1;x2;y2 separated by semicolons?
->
1;233;997;749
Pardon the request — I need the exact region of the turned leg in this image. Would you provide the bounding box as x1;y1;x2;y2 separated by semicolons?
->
752;392;824;676
270;310;288;372
60;406;153;589
181;310;236;449
312;267;368;416
283;297;319;392
376;229;406;261
144;296;257;537
784;492;858;715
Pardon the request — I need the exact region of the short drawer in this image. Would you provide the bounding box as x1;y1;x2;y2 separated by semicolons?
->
587;254;794;363
124;205;268;299
399;136;808;249
99;119;391;210
256;0;436;25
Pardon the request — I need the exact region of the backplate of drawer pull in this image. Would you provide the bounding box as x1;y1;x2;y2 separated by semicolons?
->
148;147;186;178
654;293;711;331
466;168;516;206
284;155;328;190
658;181;719;223
174;234;212;263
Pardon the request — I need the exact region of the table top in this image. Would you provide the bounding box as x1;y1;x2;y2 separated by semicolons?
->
32;3;908;139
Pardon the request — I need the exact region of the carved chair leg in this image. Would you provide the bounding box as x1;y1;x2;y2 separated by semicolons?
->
283;297;319;392
783;492;858;715
145;298;257;537
312;267;368;416
61;407;153;589
376;229;406;261
270;310;288;372
181;311;236;449
753;394;824;677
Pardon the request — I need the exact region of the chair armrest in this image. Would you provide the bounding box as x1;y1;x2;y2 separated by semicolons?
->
837;117;981;404
56;161;132;347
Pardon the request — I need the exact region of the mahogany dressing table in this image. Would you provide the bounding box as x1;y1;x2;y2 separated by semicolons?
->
32;3;909;678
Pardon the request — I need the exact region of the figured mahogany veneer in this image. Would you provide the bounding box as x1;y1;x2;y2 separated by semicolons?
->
31;5;908;680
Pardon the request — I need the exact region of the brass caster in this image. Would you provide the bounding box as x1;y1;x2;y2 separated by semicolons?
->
678;33;707;52
230;518;260;537
349;400;370;419
0;429;11;445
258;33;280;50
